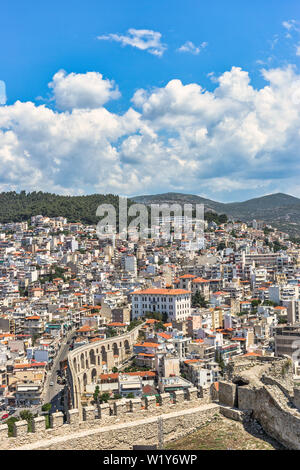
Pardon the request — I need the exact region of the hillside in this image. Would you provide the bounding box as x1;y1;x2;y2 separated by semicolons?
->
0;191;299;236
0;191;227;227
133;192;300;235
0;192;129;225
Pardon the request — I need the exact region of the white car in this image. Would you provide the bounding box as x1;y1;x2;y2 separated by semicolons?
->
49;381;54;386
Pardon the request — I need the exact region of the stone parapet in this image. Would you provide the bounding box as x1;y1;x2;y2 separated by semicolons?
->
186;387;198;401
130;398;142;412
145;396;156;410
32;416;46;433
50;412;64;429
113;399;127;416
0;424;8;439
174;390;185;404
83;406;96;422
67;409;80;425
0;392;207;446
13;420;28;438
99;403;110;418
159;393;171;405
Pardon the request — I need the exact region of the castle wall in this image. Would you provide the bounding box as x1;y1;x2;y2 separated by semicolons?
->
0;393;219;450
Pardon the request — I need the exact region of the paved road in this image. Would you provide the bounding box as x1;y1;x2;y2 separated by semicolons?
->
0;330;76;421
43;329;76;411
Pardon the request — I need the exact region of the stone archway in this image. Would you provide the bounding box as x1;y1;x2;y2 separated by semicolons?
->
112;342;119;357
83;373;87;392
101;346;107;364
89;349;96;365
91;368;97;383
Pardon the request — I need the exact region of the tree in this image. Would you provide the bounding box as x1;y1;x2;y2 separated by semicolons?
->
6;417;19;437
93;385;100;403
217;242;226;251
41;403;52;412
20;410;34;432
99;392;110;403
154;321;166;332
127;319;143;331
192;290;208;308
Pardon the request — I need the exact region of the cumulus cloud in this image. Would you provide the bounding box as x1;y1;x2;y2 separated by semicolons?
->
282;19;300;32
1;67;300;199
177;41;207;55
0;81;6;105
97;29;167;57
48;70;121;110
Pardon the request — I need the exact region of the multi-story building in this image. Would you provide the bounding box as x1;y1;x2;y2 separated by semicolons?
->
131;288;191;322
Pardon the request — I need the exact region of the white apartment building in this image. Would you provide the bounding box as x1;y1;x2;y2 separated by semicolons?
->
131;288;191;321
123;254;137;276
269;285;299;304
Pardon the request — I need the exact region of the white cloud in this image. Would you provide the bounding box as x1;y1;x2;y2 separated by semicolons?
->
177;41;207;55
97;29;167;57
0;81;6;105
48;70;121;111
282;19;300;32
1;67;300;198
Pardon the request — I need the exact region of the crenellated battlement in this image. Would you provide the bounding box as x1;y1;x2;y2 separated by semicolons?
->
0;387;217;449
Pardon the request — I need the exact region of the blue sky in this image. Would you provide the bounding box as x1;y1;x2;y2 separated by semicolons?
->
0;0;300;201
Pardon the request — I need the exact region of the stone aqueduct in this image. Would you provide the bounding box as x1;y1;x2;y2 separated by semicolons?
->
67;324;144;412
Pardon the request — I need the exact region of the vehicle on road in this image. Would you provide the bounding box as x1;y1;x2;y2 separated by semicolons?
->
50;381;54;386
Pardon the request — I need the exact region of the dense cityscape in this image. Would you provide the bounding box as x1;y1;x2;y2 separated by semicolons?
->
0;209;299;448
1;0;300;456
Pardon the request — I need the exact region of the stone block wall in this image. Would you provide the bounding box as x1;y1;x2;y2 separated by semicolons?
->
218;381;237;407
0;391;217;450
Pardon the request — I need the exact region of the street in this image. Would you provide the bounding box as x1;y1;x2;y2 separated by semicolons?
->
0;329;76;421
43;329;76;412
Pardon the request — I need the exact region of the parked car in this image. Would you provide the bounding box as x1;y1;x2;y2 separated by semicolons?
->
1;414;9;420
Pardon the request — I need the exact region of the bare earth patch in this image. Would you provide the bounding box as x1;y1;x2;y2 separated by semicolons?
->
165;414;283;450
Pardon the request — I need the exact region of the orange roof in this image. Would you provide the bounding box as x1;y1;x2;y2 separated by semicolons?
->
243;352;261;357
132;288;191;295
14;362;46;369
77;325;93;332
134;342;159;348
184;359;203;364
157;332;172;340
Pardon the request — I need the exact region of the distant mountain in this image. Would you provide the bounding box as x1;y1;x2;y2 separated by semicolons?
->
132;192;225;212
133;192;300;235
0;190;299;236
